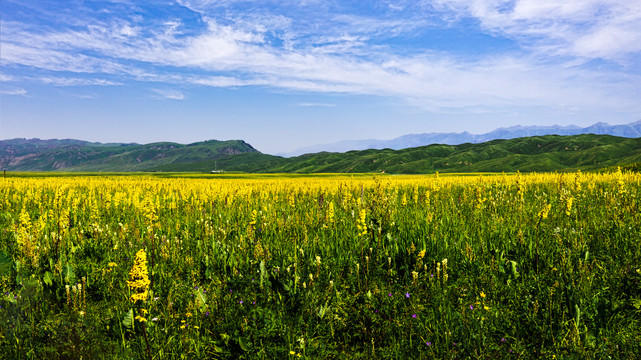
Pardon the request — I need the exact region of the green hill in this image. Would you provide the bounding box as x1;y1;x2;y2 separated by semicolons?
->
265;134;641;173
2;134;640;173
0;138;258;171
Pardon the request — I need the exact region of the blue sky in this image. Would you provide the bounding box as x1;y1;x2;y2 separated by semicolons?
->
1;0;640;154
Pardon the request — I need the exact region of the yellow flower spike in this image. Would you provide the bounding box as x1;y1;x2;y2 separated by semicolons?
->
128;249;150;304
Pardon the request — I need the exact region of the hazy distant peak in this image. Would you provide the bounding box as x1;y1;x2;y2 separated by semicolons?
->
279;120;641;157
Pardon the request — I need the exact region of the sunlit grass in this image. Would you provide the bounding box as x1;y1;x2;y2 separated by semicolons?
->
1;170;639;358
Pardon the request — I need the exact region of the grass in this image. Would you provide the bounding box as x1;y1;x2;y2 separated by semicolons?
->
4;134;641;174
1;171;640;358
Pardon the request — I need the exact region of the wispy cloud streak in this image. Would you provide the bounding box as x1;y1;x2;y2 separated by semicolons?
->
1;0;640;114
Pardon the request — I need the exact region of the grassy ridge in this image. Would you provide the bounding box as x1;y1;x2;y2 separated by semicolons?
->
265;134;641;173
153;134;641;173
2;134;641;173
0;139;257;171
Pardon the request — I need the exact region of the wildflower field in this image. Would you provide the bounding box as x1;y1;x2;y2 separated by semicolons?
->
1;171;640;359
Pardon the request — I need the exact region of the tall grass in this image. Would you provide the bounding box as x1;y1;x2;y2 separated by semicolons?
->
0;171;640;358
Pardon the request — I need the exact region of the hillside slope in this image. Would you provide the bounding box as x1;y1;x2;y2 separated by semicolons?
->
2;134;640;173
267;134;641;173
0;139;258;171
281;120;641;157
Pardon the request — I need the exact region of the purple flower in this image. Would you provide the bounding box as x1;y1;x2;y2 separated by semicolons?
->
426;341;432;346
405;292;410;298
469;305;474;310
239;300;243;305
430;274;434;278
205;312;209;316
412;314;417;318
388;293;392;297
501;337;506;343
252;301;256;305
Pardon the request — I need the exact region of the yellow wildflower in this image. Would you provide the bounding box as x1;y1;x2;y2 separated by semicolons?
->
480;291;486;298
328;202;335;223
128;249;150;304
537;204;551;219
356;208;367;237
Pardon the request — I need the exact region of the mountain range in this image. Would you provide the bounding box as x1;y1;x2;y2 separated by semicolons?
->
279;120;641;157
2;133;641;174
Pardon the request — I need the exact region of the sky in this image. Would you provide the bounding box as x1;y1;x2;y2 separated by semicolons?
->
1;0;641;154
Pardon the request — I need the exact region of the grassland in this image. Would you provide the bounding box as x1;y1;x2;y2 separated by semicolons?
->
1;171;640;358
4;134;641;174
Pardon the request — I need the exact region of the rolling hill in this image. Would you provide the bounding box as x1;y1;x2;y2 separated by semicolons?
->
280;120;641;157
0;138;259;171
3;134;639;174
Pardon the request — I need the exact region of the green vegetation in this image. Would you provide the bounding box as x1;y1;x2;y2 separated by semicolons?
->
257;134;641;174
3;134;641;173
0;139;258;171
1;172;640;358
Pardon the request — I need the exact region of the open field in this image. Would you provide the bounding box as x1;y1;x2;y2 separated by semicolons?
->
1;171;640;358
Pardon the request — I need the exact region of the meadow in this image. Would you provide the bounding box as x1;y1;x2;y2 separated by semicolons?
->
0;171;640;359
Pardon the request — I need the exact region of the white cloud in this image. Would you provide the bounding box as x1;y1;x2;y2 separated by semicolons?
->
189;76;252;87
152;88;185;100
39;77;122;86
0;73;16;82
297;102;336;107
1;0;640;116
0;88;28;96
0;42;124;74
428;0;641;61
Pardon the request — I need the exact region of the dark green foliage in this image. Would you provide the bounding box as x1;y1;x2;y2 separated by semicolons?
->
3;134;641;173
0;138;258;171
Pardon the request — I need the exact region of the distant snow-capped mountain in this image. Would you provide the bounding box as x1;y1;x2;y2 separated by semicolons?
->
279;120;641;157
